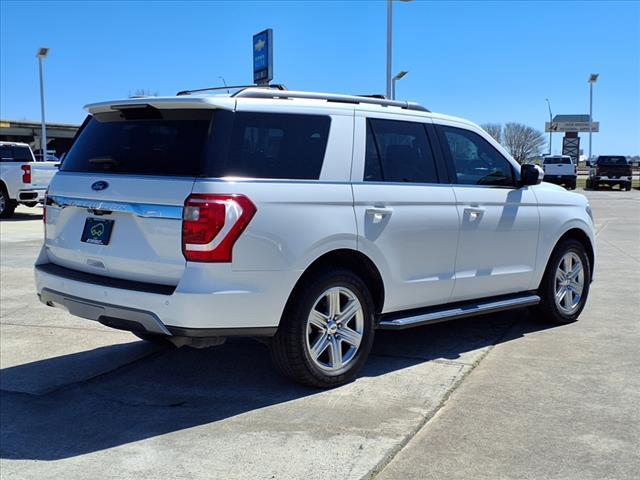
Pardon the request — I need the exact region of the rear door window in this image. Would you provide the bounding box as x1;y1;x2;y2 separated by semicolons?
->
205;111;331;180
364;118;438;183
60;108;214;176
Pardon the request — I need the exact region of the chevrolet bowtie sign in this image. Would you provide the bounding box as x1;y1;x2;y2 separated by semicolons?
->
545;121;599;133
253;29;273;85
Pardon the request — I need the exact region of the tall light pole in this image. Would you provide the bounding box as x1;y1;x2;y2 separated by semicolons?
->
392;70;408;100
588;73;599;163
545;98;553;155
36;47;50;160
386;0;412;99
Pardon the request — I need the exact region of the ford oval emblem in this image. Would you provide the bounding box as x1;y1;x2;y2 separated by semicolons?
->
91;181;109;191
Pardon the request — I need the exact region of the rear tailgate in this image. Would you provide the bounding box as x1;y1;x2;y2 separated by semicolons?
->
598;164;632;178
45;173;193;285
43;105;216;286
29;161;58;188
544;163;573;176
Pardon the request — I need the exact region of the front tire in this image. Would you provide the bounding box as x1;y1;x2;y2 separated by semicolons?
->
270;268;375;388
534;239;591;324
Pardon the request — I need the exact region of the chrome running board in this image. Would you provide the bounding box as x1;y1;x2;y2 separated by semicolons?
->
378;293;540;330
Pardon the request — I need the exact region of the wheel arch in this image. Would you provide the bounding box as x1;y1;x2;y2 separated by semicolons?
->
286;249;385;315
541;227;595;284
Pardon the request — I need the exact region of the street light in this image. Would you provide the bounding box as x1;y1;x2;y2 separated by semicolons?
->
36;47;50;161
588;73;599;163
392;70;408;100
545;98;553;155
386;0;412;99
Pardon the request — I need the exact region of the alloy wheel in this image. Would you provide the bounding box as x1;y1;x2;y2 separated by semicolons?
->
305;286;364;373
554;252;585;315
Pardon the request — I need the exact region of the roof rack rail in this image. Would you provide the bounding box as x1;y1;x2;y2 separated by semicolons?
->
233;88;429;112
176;84;287;96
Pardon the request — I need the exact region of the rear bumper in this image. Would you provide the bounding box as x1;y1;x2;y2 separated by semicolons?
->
35;260;299;336
17;188;46;202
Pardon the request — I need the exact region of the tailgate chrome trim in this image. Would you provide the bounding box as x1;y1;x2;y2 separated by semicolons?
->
48;195;183;220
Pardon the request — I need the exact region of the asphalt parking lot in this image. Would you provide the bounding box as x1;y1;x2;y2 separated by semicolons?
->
1;188;639;480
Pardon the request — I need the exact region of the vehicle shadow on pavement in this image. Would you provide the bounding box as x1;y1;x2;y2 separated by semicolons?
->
0;309;553;461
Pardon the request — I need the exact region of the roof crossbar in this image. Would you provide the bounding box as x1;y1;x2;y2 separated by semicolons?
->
233;88;429;112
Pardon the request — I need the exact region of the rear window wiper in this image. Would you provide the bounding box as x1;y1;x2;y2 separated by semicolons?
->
88;157;120;169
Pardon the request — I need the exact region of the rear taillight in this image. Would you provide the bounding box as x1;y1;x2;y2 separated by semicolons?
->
595;166;600;175
182;194;256;263
21;164;31;183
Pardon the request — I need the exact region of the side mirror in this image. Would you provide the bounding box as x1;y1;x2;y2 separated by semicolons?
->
520;163;543;186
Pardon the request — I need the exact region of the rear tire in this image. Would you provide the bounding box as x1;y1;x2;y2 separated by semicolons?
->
270;268;375;388
534;239;591;324
0;189;16;219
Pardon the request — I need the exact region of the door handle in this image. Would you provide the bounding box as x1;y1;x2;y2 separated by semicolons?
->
464;207;484;221
366;207;393;216
366;206;393;223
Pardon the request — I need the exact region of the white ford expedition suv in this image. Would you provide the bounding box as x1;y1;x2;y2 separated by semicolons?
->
35;87;595;387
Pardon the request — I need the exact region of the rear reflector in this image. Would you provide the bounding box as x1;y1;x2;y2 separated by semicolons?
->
182;194;256;262
21;164;31;184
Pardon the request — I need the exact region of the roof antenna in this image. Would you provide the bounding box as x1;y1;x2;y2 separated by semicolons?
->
219;76;229;94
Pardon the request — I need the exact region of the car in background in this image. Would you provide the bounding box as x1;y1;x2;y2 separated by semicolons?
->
541;155;577;190
0;142;58;218
586;156;632;191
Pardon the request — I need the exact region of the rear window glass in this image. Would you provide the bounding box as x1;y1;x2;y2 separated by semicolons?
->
205;111;331;180
597;156;627;165
543;157;572;164
0;145;33;162
61;109;331;180
60;109;213;176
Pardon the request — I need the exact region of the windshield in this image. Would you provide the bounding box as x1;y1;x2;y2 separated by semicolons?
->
60;108;214;176
0;145;34;162
597;156;627;165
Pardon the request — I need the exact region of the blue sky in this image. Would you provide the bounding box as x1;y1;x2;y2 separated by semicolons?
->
1;0;639;155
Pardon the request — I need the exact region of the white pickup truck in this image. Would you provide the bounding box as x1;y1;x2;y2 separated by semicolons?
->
0;142;58;218
541;155;577;190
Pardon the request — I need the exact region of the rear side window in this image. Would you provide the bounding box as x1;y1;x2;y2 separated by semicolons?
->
1;145;33;162
441;126;515;187
205;112;330;180
61;108;213;176
364;118;438;183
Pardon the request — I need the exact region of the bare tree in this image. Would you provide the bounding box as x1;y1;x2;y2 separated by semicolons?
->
480;123;502;143
502;122;546;164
